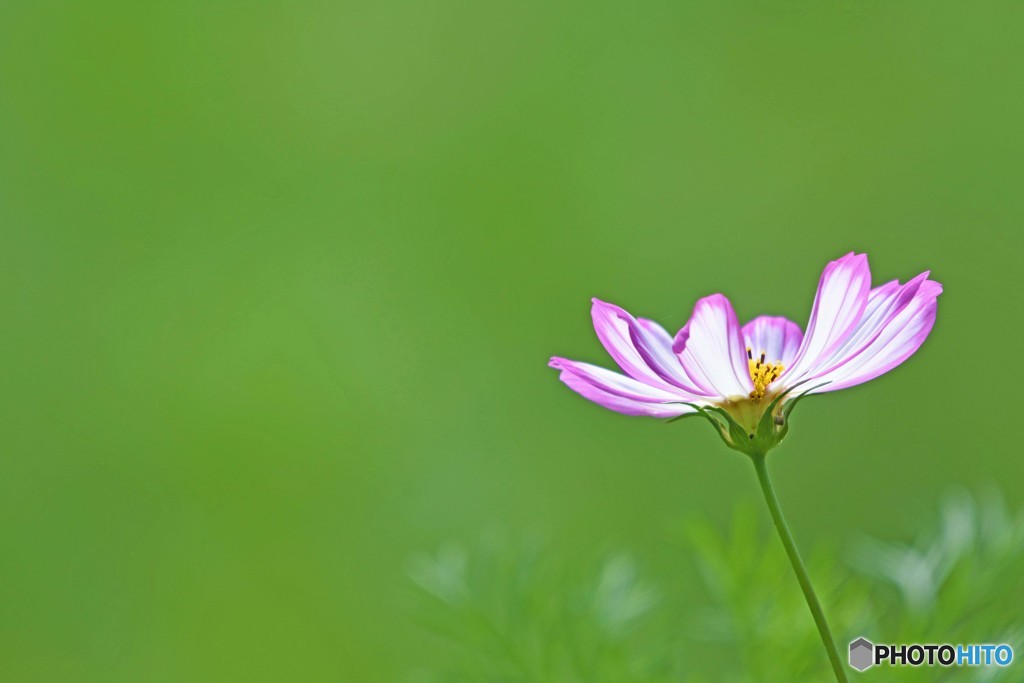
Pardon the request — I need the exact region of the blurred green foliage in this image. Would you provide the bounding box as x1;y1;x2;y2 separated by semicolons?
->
411;492;1024;681
1;0;1023;680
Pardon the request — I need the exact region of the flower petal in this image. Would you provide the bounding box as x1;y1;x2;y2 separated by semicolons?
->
785;252;872;382
803;276;941;392
636;317;674;348
591;299;704;394
799;273;924;377
673;294;753;398
549;357;695;417
741;316;803;367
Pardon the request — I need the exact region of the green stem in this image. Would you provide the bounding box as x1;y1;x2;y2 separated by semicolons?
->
752;454;848;683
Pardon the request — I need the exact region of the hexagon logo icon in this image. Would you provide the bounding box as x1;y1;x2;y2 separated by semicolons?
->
849;637;874;672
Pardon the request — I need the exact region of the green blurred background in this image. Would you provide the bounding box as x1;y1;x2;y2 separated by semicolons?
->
1;1;1022;680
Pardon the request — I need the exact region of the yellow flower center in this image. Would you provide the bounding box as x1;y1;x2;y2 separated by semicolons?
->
747;347;784;402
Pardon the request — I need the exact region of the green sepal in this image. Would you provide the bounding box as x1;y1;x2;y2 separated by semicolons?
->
721;410;754;451
781;381;829;421
665;411;703;424
754;377;817;442
667;403;742;452
666;379;830;458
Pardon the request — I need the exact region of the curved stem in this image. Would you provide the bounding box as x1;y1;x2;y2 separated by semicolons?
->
752;454;848;683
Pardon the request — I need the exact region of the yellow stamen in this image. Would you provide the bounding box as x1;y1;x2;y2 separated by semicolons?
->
747;347;784;402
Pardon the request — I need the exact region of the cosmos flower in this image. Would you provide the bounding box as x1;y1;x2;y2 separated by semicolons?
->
549;252;941;455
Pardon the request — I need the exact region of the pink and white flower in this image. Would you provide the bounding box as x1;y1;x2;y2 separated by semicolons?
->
549;252;941;452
